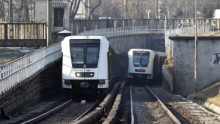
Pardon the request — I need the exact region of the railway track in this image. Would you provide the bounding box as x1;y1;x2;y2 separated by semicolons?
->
151;86;220;124
20;82;124;124
20;99;99;124
39;100;99;124
129;85;180;124
116;83;220;124
16;81;220;124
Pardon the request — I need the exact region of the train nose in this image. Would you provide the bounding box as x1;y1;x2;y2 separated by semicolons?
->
80;82;89;88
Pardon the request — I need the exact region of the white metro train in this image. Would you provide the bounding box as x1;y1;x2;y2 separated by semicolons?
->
61;36;119;94
128;49;166;83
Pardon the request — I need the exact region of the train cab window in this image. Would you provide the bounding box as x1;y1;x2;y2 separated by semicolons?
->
70;39;100;68
133;51;150;67
86;44;100;68
70;44;84;68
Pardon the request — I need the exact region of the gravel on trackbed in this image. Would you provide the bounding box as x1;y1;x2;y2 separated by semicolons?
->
39;101;95;124
132;86;173;124
151;86;220;124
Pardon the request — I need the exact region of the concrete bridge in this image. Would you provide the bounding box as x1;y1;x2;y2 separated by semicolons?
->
0;23;215;114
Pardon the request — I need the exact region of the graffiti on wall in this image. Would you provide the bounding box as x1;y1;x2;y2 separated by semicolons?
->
174;62;194;82
211;53;220;65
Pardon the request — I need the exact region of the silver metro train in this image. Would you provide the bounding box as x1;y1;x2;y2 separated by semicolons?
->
61;36;119;95
128;49;166;83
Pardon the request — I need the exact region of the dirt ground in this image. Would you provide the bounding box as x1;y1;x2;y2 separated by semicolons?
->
189;81;220;106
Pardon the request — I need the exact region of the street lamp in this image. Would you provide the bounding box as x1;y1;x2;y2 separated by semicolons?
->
158;8;172;61
158;9;167;43
159;2;170;20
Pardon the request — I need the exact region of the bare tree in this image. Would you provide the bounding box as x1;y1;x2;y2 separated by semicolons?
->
2;0;35;22
81;0;101;19
91;0;219;19
69;0;81;19
0;0;9;22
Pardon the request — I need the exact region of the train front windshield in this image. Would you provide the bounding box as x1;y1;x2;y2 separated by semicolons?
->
70;39;100;68
133;51;150;67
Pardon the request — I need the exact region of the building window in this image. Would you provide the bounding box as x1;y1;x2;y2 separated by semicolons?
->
54;8;64;27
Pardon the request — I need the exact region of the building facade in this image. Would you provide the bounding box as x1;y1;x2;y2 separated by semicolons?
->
35;0;88;33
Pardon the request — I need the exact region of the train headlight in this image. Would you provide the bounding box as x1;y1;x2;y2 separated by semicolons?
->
85;72;94;77
75;72;94;77
75;72;83;77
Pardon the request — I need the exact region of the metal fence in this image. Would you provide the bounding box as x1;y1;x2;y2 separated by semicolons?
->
0;23;46;40
0;43;61;95
0;23;47;47
70;19;220;35
79;26;164;38
79;25;213;37
168;25;214;36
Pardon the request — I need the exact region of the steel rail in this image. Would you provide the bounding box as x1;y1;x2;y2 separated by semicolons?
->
21;99;72;124
130;85;134;124
146;86;181;124
75;82;122;124
74;99;100;122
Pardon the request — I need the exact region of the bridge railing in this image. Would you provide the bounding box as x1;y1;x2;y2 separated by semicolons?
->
168;25;213;36
79;26;164;38
0;43;61;95
79;25;213;37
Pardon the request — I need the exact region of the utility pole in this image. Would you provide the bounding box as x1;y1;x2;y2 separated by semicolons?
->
47;0;52;46
9;0;13;23
194;0;198;93
156;0;158;18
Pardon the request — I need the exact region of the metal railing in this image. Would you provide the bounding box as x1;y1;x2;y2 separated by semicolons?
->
0;43;61;95
79;26;164;38
168;25;214;36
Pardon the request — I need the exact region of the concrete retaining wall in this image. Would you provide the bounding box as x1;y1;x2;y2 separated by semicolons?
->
0;60;62;115
108;34;165;54
170;36;220;97
108;34;165;81
162;65;173;93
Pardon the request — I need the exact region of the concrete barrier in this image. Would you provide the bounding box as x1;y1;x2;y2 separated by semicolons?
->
162;65;173;93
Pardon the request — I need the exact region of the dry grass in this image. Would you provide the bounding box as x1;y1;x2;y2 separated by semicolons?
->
207;94;220;106
192;81;220;106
